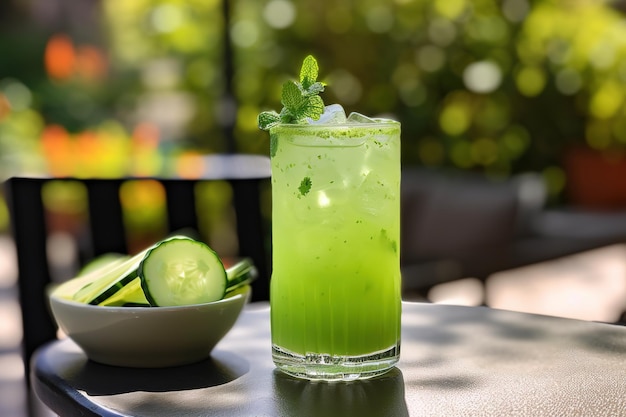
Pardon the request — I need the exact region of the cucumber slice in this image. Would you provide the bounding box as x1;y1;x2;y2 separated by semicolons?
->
98;277;150;307
53;255;129;301
72;235;190;305
139;237;227;307
97;258;255;307
225;258;257;295
73;252;145;305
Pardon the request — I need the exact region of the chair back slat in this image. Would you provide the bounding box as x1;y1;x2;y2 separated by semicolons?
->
5;178;57;374
85;179;128;256
232;179;270;301
162;180;199;234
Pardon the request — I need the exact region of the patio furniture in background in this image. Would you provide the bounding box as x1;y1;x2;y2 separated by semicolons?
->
400;168;626;300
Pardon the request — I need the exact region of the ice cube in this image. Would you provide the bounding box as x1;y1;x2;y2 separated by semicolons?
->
346;112;376;124
356;171;396;217
308;104;347;124
292;181;348;227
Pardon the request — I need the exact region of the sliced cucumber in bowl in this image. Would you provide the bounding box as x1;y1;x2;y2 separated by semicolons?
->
98;277;150;307
72;252;144;305
65;235;257;307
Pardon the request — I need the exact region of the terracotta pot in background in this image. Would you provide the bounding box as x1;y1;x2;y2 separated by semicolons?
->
564;147;626;210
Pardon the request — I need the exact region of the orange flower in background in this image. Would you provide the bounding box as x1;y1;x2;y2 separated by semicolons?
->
44;34;108;81
75;130;101;176
131;122;163;176
0;94;10;121
44;34;76;81
39;122;159;178
132;122;160;149
41;124;73;175
41;124;70;155
75;45;108;81
75;131;100;156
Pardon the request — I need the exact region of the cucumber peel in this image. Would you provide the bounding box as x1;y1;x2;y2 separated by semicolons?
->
225;257;257;295
72;253;143;304
98;277;150;307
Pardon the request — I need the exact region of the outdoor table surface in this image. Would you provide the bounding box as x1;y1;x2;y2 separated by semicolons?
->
32;301;626;416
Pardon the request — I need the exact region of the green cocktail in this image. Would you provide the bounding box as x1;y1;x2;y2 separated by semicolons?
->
269;121;401;380
259;55;401;380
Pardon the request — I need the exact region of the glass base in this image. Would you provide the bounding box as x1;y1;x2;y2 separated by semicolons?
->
272;343;400;381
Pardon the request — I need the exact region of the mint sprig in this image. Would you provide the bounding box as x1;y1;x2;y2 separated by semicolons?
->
258;55;326;131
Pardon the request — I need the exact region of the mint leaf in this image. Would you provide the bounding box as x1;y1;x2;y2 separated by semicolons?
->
258;111;281;130
298;177;312;196
279;107;296;124
304;81;325;97
281;80;305;110
258;55;326;131
300;55;319;90
269;133;279;158
281;79;324;122
303;95;325;121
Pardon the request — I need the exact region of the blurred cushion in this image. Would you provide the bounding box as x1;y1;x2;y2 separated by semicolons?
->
401;169;539;262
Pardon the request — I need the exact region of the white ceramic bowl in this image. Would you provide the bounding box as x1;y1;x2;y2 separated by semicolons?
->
49;284;250;368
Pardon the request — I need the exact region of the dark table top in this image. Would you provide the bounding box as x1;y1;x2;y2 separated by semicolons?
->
32;302;626;416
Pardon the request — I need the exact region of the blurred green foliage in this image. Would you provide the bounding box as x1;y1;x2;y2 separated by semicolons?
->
2;0;626;201
230;0;626;201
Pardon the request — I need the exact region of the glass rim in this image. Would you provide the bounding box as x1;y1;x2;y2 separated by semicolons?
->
269;120;400;130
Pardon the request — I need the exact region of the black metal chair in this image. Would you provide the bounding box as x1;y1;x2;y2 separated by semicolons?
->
4;154;271;410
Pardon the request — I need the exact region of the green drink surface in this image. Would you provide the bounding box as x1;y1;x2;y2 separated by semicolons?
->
270;122;401;357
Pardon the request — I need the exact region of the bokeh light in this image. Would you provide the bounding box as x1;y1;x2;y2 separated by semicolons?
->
0;94;9;121
463;61;502;94
328;69;363;106
434;0;467;20
44;34;75;81
428;18;457;47
470;137;499;166
0;80;32;111
589;81;623;119
515;66;546;97
151;4;185;33
450;140;473;168
555;68;582;95
231;20;260;48
263;0;296;29
439;99;471;136
502;0;529;23
365;5;394;34
416;45;446;73
501;125;530;159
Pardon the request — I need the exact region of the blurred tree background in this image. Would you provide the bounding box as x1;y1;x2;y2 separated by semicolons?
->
2;0;626;233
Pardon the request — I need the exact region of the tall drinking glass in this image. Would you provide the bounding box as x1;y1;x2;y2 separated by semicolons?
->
269;120;401;381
